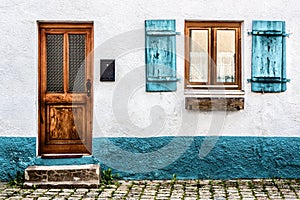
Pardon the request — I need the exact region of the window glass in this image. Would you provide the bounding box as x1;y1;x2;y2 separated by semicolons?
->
216;30;236;83
190;30;209;83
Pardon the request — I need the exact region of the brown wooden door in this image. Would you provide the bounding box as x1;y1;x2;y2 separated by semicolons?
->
38;22;93;156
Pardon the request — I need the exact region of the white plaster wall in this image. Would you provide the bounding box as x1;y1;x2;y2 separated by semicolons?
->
0;0;299;137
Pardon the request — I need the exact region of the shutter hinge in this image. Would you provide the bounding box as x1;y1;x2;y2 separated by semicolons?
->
247;78;291;83
248;30;290;37
146;31;181;36
147;77;180;82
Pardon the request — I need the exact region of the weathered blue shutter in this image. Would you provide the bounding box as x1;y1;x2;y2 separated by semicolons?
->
250;20;289;92
145;20;179;92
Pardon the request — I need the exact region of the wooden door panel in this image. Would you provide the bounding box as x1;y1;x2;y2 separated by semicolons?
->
45;94;88;103
46;104;86;144
38;22;93;156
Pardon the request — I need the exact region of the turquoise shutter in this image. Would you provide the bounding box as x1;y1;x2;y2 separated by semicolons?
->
250;20;289;92
145;20;179;92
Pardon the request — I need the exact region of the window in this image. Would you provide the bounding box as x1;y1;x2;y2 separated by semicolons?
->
185;21;242;90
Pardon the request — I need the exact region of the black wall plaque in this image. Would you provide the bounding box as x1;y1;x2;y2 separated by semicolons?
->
100;59;115;81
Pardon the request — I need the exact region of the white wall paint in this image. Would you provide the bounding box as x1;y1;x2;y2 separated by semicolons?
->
0;0;299;137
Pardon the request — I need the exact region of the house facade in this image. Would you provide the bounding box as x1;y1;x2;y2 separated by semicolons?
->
0;0;300;181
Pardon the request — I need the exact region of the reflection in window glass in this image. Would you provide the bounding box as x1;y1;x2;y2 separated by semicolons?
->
189;30;209;83
217;30;236;83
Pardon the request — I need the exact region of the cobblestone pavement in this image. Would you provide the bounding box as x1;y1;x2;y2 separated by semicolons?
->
0;179;299;199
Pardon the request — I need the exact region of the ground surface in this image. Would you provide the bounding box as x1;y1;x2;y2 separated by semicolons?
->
0;179;299;199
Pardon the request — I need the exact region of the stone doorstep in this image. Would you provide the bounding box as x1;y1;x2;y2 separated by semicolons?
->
24;164;100;188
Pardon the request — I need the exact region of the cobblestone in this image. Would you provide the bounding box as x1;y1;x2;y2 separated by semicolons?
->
0;179;299;199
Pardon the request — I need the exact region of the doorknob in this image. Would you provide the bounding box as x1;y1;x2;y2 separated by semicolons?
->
86;79;91;97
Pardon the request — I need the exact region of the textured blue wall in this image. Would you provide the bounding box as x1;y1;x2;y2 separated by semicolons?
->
0;136;299;181
94;137;300;180
0;137;36;181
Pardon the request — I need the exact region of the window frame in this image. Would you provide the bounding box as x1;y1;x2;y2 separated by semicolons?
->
185;21;242;90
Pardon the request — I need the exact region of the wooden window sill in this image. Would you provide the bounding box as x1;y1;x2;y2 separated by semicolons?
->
184;89;244;97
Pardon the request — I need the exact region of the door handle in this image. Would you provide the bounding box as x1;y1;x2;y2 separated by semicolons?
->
86;79;91;97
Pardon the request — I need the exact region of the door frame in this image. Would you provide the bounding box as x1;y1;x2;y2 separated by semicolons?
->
37;21;94;156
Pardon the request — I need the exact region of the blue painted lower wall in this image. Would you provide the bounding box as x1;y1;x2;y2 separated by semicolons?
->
0;137;36;181
0;136;299;181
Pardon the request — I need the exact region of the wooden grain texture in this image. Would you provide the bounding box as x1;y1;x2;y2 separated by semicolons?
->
38;22;93;155
185;97;244;111
48;106;82;140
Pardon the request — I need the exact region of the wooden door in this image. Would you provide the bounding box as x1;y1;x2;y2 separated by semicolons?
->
38;22;93;156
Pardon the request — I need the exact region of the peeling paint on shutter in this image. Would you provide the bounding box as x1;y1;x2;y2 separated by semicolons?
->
145;20;179;92
249;20;289;92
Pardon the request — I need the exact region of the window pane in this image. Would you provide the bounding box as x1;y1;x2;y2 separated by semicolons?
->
46;34;64;92
69;34;86;92
189;30;209;83
217;30;236;83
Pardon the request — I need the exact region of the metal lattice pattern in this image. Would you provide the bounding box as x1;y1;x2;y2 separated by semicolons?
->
69;34;86;92
46;34;64;92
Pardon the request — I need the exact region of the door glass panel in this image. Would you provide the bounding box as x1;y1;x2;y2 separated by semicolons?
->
189;30;209;83
217;30;236;83
46;34;64;92
69;34;86;92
